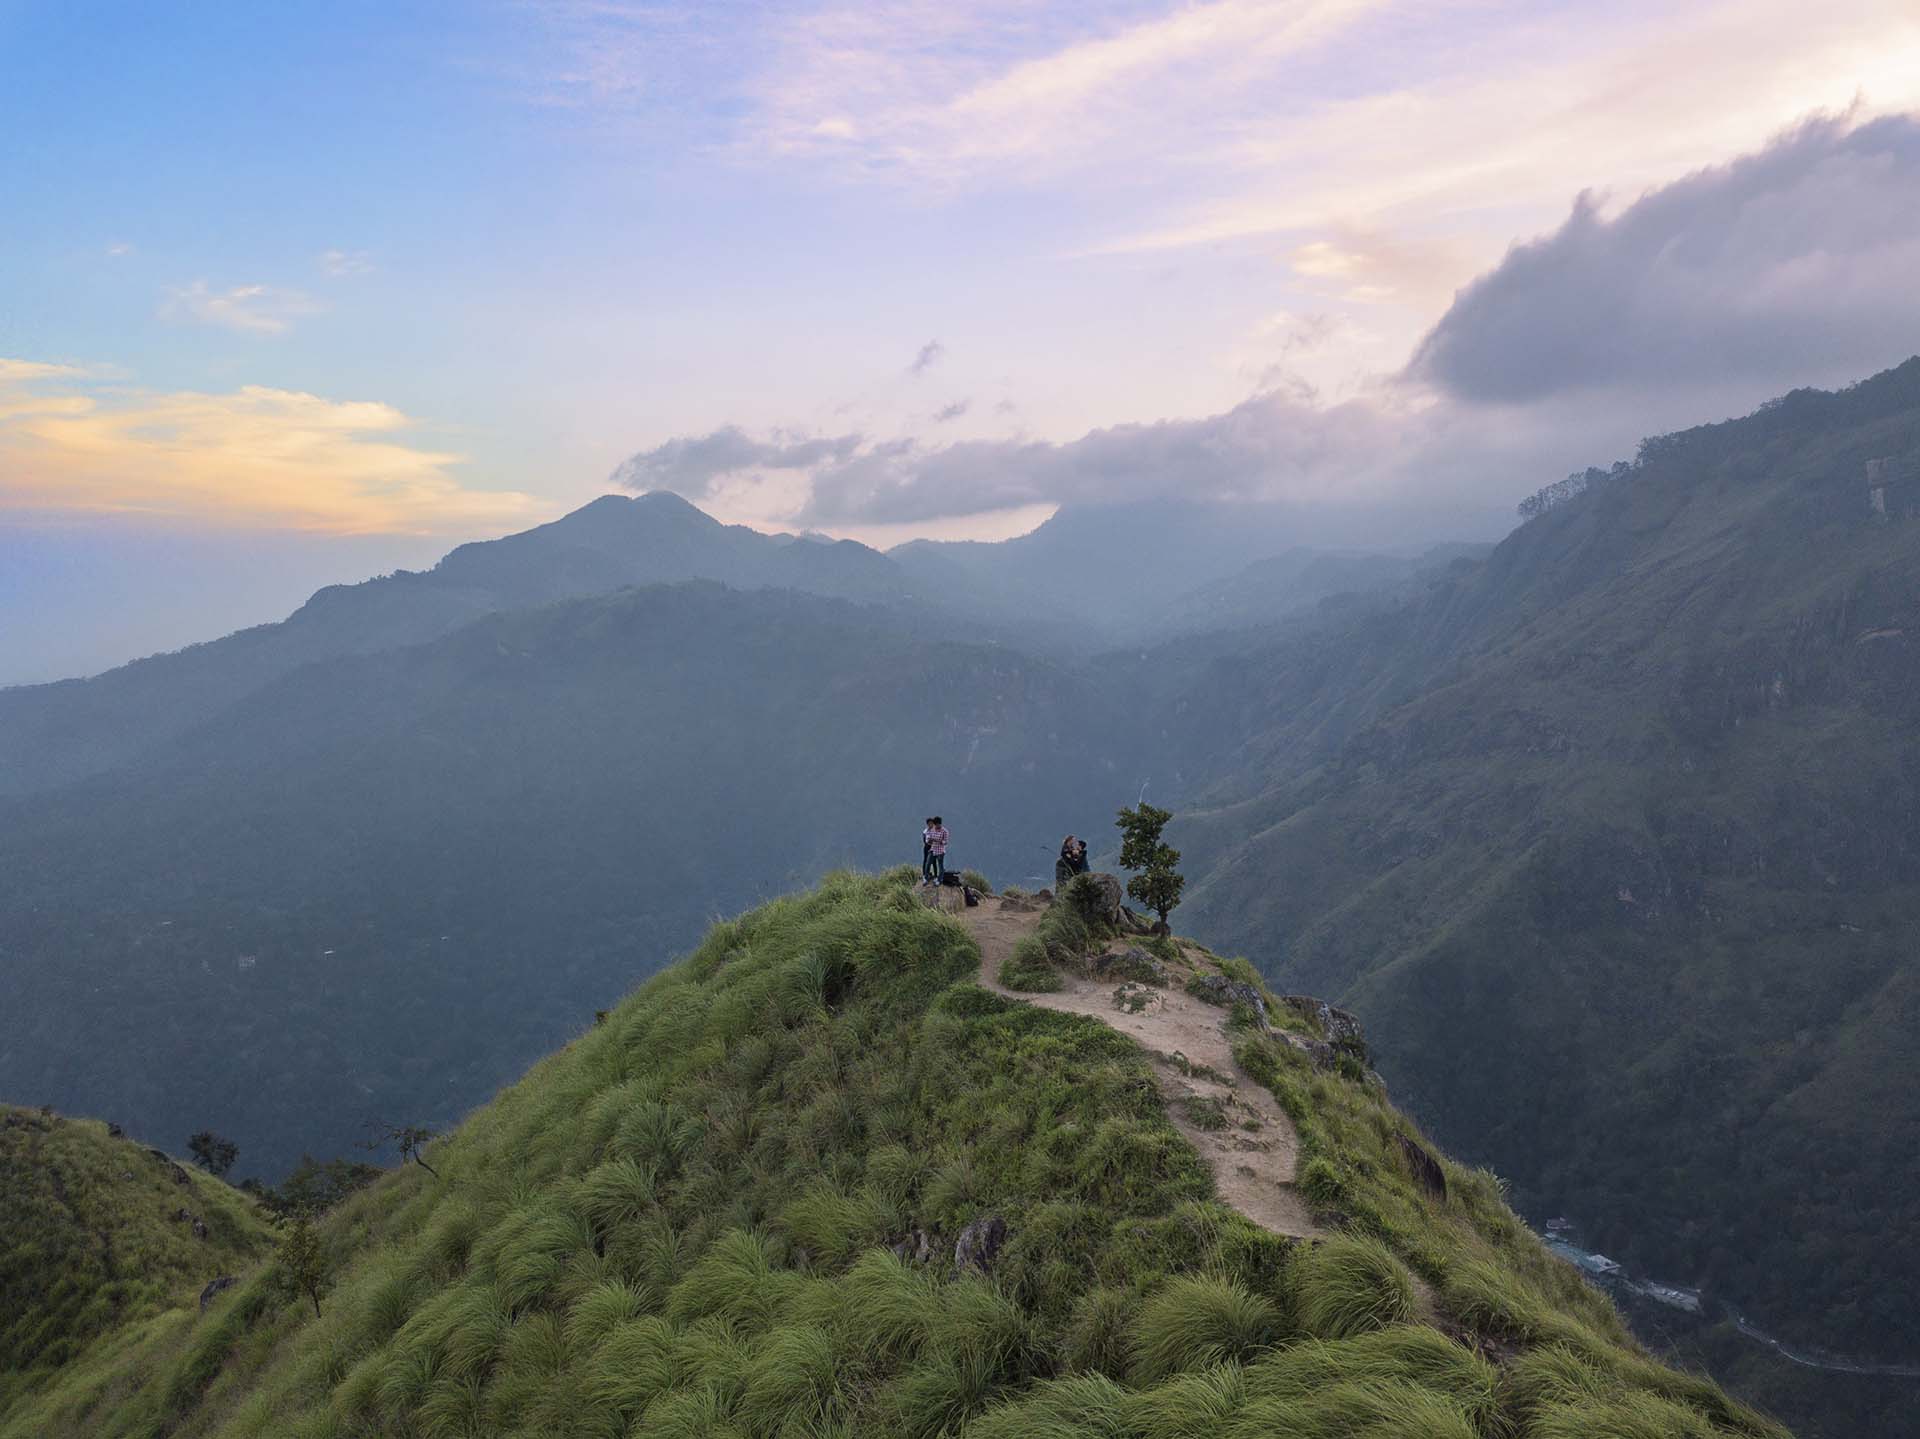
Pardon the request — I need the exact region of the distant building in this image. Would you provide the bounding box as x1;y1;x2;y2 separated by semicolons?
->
1643;1282;1704;1314
1866;455;1920;519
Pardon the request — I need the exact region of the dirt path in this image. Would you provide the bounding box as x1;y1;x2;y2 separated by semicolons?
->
946;892;1318;1240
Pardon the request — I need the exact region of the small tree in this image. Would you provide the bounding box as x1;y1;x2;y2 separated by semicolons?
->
364;1122;441;1178
188;1129;239;1178
278;1212;328;1318
1116;802;1185;928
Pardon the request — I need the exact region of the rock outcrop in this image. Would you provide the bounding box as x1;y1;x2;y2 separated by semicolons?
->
1186;974;1274;1033
952;1215;1009;1276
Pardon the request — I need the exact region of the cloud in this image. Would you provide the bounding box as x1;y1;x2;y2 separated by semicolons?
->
318;248;374;277
612;425;863;494
1411;112;1920;403
1102;0;1920;257
0;359;93;384
603;100;1920;545
933;399;969;423
160;281;324;336
908;339;946;376
606;381;1580;535
105;241;134;258
0;360;541;534
748;0;1392;187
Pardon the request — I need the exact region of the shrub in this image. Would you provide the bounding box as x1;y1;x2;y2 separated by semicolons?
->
1000;935;1064;992
1129;1275;1282;1384
968;1372;1134;1439
740;1325;843;1436
1130;1364;1248;1437
1058;873;1111;928
1530;1390;1720;1439
1503;1343;1616;1421
1061;1284;1142;1376
1291;1236;1416;1339
959;869;992;893
835;1249;937;1362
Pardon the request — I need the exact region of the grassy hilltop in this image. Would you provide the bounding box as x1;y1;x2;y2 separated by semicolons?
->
1;870;1787;1438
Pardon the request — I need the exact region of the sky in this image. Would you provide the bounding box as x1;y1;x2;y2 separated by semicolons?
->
4;0;1920;682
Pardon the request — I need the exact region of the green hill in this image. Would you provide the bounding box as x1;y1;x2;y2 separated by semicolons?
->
0;1107;275;1417
0;871;1786;1439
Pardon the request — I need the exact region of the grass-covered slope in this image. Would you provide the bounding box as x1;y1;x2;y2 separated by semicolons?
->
0;1107;274;1414
3;871;1787;1439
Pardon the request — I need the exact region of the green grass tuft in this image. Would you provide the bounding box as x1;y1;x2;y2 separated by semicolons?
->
1291;1236;1417;1339
1129;1275;1283;1384
1000;934;1065;991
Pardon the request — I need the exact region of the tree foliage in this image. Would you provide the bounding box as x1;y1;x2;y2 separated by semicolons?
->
364;1123;440;1179
187;1130;238;1178
276;1212;328;1320
1116;802;1185;924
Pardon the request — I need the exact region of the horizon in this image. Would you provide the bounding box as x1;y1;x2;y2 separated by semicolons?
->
6;2;1920;677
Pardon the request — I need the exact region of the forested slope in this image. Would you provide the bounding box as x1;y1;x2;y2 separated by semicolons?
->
0;583;1142;1180
1173;360;1920;1370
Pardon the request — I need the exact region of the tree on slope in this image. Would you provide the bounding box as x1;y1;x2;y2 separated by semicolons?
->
187;1129;238;1177
1116;802;1185;928
277;1212;329;1319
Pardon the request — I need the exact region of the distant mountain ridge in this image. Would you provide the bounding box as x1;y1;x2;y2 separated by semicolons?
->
0;490;1432;796
0;493;914;795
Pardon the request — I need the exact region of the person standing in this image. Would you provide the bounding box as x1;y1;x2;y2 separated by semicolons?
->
921;817;937;885
926;816;950;885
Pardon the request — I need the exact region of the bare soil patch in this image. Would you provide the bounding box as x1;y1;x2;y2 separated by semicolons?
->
938;890;1318;1239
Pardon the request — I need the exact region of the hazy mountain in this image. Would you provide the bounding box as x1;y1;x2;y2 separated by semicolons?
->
1165;360;1920;1395
0;492;913;796
1151;543;1492;639
0;582;1142;1180
890;498;1324;634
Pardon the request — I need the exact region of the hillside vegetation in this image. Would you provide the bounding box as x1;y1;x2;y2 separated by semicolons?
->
1;872;1785;1439
1169;359;1920;1379
0;1107;274;1414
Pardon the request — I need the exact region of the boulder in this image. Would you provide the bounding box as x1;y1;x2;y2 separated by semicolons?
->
1060;872;1127;930
1187;974;1273;1034
173;1207;210;1240
890;1228;941;1266
952;1215;1009;1276
1397;1135;1447;1200
1091;947;1172;986
198;1275;239;1311
1278;996;1369;1064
